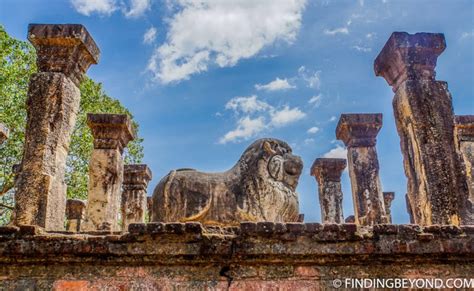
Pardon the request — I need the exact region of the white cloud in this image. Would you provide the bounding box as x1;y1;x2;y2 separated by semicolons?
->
71;0;150;17
298;66;321;89
352;45;372;52
304;138;315;145
148;0;307;83
143;26;157;44
225;95;271;114
366;32;375;39
324;27;349;35
460;31;474;40
255;77;295;91
71;0;117;16
323;145;347;159
307;126;319;134
124;0;151;18
220;95;306;143
308;94;322;107
329;116;337;122
270;106;306;127
219;116;266;144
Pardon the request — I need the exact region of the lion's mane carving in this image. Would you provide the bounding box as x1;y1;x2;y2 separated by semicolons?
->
151;138;303;225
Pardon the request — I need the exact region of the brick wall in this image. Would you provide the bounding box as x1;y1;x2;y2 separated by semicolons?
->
0;222;472;290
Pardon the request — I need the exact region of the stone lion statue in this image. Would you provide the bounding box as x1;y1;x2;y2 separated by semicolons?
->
151;138;303;225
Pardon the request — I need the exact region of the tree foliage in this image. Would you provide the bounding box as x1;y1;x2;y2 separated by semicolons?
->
0;25;144;224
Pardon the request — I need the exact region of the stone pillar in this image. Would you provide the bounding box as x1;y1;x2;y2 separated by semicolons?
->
375;32;469;225
405;193;415;224
121;164;152;230
383;192;395;223
14;24;99;230
311;158;346;224
454;115;474;224
82;114;134;231
147;196;153;221
0;123;9;144
336;114;388;225
66;199;86;232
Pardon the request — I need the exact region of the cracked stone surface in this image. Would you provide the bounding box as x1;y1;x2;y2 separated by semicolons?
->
13;24;99;231
0;223;472;289
311;158;346;224
82;114;134;232
336;114;388;225
455;115;474;225
152;138;303;225
121;164;152;230
375;32;469;225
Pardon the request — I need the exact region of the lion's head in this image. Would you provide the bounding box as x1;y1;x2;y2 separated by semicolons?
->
236;138;303;222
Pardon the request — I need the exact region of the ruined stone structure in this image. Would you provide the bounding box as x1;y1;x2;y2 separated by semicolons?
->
82;113;134;232
455;115;474;224
336;114;389;225
65;199;86;232
0;123;8;144
0;223;473;289
1;25;473;289
152;139;302;224
311;158;346;224
383;192;395;223
121;164;152;230
375;32;470;226
13;24;99;230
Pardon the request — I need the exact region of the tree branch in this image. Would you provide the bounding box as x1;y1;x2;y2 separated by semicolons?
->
0;202;13;210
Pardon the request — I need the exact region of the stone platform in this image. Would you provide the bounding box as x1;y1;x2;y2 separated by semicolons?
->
0;223;472;289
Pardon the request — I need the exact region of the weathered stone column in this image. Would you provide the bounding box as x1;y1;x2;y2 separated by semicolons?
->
121;164;152;230
311;158;346;224
147;196;153;221
82;114;134;231
454;115;474;224
405;193;415;224
383;192;395;223
0;123;8;144
66;199;86;232
375;32;469;225
336;114;388;225
14;24;99;230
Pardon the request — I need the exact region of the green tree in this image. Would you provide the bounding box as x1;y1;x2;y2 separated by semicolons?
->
0;25;144;224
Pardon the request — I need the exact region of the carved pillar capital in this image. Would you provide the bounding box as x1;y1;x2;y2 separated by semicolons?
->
123;164;153;191
28;24;100;86
374;32;445;91
455;115;474;142
311;158;346;182
311;158;346;224
0;123;8;144
122;164;152;230
336;114;382;147
66;199;86;220
87;113;134;152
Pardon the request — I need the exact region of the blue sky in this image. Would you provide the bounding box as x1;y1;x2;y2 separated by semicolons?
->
1;0;473;223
